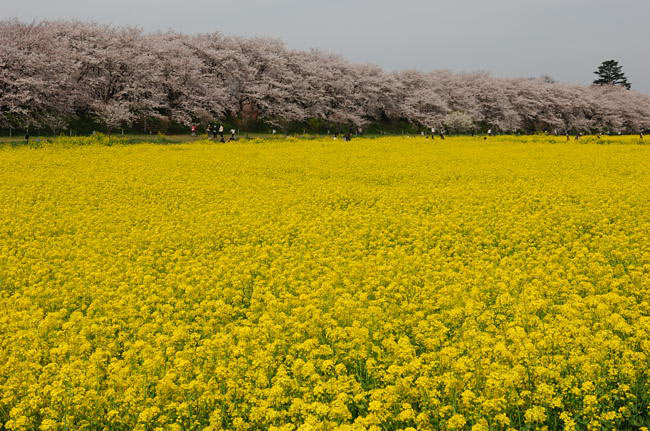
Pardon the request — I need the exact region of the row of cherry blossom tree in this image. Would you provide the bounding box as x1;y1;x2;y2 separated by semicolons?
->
1;20;649;134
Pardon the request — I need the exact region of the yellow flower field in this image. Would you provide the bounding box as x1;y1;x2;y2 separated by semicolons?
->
0;136;649;431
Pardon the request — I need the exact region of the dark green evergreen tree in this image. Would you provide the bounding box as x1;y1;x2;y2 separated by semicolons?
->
593;60;631;89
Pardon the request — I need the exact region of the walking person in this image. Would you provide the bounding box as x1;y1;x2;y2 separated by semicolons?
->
219;125;225;142
229;128;236;141
24;131;29;144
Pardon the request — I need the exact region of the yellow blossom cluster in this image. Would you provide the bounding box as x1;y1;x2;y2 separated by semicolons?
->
1;136;649;431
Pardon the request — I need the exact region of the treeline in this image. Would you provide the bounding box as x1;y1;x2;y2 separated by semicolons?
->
1;20;650;135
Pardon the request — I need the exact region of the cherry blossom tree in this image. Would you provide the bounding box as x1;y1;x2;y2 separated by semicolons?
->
0;21;76;131
2;19;650;135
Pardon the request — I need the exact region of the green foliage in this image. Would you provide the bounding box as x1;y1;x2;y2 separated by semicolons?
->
593;60;631;90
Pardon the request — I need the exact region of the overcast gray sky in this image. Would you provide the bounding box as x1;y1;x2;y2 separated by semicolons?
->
4;0;650;93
